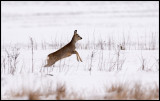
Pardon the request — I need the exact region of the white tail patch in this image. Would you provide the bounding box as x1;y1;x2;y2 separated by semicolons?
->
47;56;49;60
44;56;50;67
46;56;49;64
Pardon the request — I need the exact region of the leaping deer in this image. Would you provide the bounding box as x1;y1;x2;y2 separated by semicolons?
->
44;30;82;67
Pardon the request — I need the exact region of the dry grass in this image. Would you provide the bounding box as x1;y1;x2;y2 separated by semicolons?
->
105;83;159;100
6;83;82;100
3;82;159;100
55;83;66;100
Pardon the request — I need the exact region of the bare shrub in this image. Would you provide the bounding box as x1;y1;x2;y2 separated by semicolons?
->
4;32;158;50
149;33;156;50
1;56;6;74
4;46;20;75
89;51;96;74
108;44;126;71
30;37;34;73
153;58;159;71
98;50;104;71
107;37;112;50
138;52;148;71
41;40;47;50
108;57;116;71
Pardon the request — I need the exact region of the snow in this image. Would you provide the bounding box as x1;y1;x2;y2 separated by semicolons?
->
1;1;159;100
1;1;159;44
1;49;159;99
1;70;159;99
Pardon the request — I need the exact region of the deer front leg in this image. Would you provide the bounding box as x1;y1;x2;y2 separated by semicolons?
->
78;55;82;62
72;51;79;62
73;50;82;62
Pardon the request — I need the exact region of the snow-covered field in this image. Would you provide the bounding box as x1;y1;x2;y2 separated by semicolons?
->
1;1;159;100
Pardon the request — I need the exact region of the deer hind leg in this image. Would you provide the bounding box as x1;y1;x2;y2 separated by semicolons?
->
44;60;54;67
44;61;55;67
73;50;82;62
44;56;57;67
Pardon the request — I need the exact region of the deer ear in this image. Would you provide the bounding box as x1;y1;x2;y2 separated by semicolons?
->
74;30;77;35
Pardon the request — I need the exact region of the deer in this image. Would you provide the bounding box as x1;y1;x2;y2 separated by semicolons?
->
44;30;82;67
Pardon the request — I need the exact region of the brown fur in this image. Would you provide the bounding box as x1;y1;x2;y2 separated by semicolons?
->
44;30;82;67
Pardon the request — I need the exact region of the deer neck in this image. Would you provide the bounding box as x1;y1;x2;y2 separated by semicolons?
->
70;37;76;45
